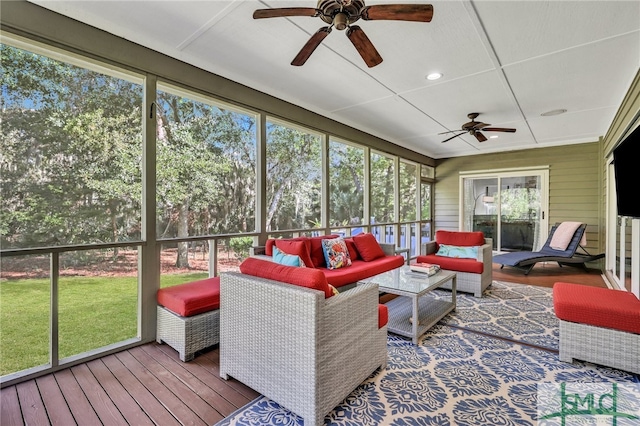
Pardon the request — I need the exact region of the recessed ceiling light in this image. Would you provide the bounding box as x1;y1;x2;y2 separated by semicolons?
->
489;135;498;139
426;72;442;81
541;108;567;116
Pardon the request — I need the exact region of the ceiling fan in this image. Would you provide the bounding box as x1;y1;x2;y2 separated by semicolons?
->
253;0;433;67
440;112;517;143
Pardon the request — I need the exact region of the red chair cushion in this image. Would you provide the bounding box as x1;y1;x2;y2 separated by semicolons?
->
416;254;484;274
157;277;220;317
553;282;640;334
352;233;386;261
239;257;334;298
435;230;485;247
378;304;388;329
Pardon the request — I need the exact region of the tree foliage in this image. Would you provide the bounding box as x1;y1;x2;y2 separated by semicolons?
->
266;123;321;231
1;45;142;249
329;142;364;226
1;43;426;265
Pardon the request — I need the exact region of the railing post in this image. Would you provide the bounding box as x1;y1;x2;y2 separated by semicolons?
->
50;252;59;368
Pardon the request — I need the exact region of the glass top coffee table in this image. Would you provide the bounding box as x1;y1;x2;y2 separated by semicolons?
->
359;266;456;345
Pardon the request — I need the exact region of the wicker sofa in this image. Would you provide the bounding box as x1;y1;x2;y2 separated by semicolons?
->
219;257;388;426
553;282;640;374
417;230;493;297
251;233;405;289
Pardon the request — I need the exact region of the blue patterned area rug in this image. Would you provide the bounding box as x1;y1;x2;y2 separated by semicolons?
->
438;280;559;351
215;282;640;426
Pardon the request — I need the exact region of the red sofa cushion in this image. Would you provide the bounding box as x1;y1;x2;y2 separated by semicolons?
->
240;257;334;298
157;277;220;317
352;233;386;261
378;304;388;329
266;237;310;256
416;254;484;274
435;230;485;247
274;239;314;268
553;282;640;334
323;256;405;287
344;238;361;261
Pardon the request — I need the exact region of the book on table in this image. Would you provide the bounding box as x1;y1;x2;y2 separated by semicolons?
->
410;262;441;276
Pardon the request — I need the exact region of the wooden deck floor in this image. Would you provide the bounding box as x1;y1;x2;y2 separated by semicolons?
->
0;264;608;426
1;343;259;426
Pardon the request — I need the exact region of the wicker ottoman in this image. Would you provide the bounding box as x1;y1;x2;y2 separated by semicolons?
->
553;282;640;374
156;277;220;362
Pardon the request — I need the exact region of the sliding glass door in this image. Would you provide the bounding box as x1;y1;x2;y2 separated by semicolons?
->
607;160;639;295
461;169;549;252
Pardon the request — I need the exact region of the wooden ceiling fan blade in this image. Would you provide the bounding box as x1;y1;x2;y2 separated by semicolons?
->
253;8;320;19
482;127;517;133
361;4;433;22
441;132;465;143
291;27;332;66
474;131;488;142
346;26;383;68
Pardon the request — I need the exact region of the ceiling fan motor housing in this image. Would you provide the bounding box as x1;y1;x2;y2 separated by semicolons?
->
318;0;365;27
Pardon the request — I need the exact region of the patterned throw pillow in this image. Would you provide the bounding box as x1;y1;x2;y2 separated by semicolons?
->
328;284;340;296
321;237;352;270
436;244;478;259
272;247;305;267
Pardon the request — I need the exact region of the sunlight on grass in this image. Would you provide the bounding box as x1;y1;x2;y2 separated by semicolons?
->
1;271;209;376
0;277;50;375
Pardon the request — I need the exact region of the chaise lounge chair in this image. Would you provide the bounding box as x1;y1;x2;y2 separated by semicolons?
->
493;222;604;275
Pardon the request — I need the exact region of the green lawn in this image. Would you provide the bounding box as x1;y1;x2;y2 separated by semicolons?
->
0;272;207;376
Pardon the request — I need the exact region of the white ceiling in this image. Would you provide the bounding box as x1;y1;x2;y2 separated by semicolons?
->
29;0;640;159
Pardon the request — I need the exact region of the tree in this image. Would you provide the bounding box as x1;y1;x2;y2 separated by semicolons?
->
370;153;395;224
155;91;256;267
1;44;142;250
265;123;321;231
329;142;364;226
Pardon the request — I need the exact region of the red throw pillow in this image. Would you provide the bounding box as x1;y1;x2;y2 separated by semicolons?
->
344;238;360;261
275;239;314;268
352;233;386;261
239;257;333;298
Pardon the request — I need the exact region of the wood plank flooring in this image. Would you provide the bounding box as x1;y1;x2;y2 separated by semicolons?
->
1;343;259;426
0;264;608;426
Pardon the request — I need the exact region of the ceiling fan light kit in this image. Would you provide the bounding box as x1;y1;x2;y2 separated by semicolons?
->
253;0;433;67
440;113;517;143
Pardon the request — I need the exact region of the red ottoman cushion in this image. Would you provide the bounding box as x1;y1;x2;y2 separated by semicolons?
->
553;282;640;334
157;277;220;317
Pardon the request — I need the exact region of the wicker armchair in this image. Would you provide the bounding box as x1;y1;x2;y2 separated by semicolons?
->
219;272;387;426
420;236;493;297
